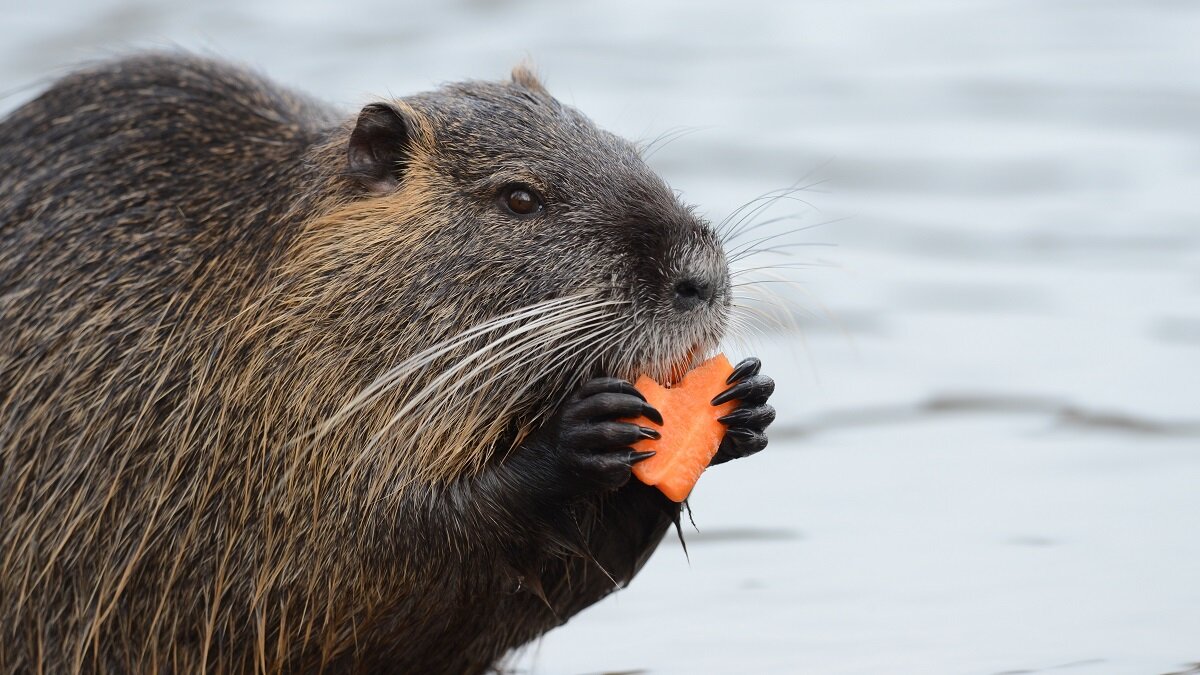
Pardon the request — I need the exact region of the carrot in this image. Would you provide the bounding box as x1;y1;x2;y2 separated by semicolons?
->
628;354;738;502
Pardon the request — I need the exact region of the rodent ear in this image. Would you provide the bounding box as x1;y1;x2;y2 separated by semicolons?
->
510;64;548;96
348;102;411;194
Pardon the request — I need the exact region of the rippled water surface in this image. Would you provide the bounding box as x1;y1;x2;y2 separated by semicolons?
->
3;1;1199;673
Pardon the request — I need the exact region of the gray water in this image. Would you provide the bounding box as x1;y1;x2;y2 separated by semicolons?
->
3;1;1199;673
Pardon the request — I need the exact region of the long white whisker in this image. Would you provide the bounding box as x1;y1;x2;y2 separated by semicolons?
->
347;303;627;474
378;325;623;501
731;260;839;276
733;284;807;334
717;182;819;237
722;192;822;246
365;321;628;489
718;169;832;244
343;296;582;402
373;317;628;492
482;321;627;445
727;216;847;262
311;296;614;440
432;314;624;414
722;211;807;246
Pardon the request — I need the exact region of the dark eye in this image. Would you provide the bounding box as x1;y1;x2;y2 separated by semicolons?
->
500;185;543;217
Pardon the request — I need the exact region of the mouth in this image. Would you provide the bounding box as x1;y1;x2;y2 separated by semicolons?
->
608;280;730;386
628;305;728;387
659;340;718;387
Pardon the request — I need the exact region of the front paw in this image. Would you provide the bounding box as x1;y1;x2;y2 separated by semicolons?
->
542;377;663;496
711;357;776;466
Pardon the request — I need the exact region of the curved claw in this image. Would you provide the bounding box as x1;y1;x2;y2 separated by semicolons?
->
564;389;662;420
727;356;762;385
516;376;672;500
575;377;646;402
563;420;654;449
712;373;775;406
629;449;657;464
566;392;662;425
710;358;775;467
718;404;776;431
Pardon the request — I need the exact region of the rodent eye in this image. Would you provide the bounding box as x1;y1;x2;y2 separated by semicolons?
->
501;185;543;217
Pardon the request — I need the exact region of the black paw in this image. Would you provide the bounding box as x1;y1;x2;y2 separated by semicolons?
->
543;377;663;495
711;357;775;466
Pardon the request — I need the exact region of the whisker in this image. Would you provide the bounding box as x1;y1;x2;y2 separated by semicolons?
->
308;295;615;440
639;126;708;160
733;288;808;334
717;183;816;232
726;216;849;263
348;303;627;476
432;315;623;415
729;242;840;264
721;211;807;245
720;191;823;246
367;317;628;492
482;321;627;451
731;260;839;276
386;318;622;472
731;279;815;289
717;162;833;244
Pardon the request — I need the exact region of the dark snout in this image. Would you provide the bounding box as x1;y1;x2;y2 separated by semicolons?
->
620;204;732;380
624;193;731;320
673;275;717;311
670;243;730;314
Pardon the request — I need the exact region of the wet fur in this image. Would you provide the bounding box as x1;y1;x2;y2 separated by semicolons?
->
0;54;737;673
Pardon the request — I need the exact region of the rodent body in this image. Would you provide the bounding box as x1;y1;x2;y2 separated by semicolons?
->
0;54;775;673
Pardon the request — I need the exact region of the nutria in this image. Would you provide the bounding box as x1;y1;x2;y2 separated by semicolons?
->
0;53;775;674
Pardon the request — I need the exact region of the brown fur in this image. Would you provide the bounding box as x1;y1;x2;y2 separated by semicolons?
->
0;53;732;673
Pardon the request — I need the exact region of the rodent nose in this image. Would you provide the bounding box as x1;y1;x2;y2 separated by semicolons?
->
673;277;715;312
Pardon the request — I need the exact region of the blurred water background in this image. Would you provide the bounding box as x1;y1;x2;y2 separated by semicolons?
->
3;1;1198;673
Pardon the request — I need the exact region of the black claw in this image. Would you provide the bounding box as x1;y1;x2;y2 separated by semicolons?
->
641;404;664;426
529;376;669;499
718;409;748;426
569;391;659;425
578;377;646;402
727;357;762;384
712;374;775;406
563;420;649;449
718;404;776;430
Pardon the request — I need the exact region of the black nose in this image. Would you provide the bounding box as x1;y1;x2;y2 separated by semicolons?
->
673;277;715;311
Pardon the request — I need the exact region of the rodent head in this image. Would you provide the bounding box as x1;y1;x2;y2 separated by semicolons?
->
343;66;730;384
269;66;732;482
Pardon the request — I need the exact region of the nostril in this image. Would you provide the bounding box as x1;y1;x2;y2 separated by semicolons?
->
675;279;702;299
673;278;713;311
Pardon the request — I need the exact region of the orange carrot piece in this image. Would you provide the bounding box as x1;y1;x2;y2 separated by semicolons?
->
628;354;738;502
